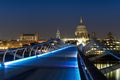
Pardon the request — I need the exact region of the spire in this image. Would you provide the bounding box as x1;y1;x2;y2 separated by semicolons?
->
80;17;84;25
56;29;61;39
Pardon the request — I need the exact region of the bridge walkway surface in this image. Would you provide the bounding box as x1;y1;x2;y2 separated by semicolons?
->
0;46;81;80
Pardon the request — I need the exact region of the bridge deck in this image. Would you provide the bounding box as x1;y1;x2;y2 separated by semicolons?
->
0;46;81;80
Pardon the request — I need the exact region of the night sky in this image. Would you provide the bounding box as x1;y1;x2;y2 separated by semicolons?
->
0;0;120;40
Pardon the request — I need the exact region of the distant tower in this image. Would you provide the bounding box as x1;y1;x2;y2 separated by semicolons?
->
35;32;39;41
91;32;96;39
75;17;89;38
107;32;114;40
56;29;61;39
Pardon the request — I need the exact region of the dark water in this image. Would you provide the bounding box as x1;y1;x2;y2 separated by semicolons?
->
94;62;120;80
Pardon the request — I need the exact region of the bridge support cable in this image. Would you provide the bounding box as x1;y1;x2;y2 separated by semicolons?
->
12;53;22;59
84;40;101;56
84;40;94;51
84;39;120;61
77;46;107;80
93;39;120;60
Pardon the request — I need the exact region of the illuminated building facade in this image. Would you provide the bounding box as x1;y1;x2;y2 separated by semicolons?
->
20;33;39;41
86;32;120;55
101;32;119;51
62;18;89;46
0;32;46;50
0;40;22;50
75;18;89;38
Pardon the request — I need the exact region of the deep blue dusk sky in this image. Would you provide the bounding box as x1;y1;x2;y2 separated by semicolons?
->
0;0;120;40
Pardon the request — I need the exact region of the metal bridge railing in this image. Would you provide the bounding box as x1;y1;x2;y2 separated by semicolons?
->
2;38;68;64
83;38;120;62
77;45;107;80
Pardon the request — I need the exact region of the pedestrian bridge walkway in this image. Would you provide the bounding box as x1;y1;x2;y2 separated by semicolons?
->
0;38;107;80
0;45;81;80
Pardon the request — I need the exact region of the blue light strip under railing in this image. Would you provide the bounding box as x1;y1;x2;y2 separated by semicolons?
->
4;46;73;66
1;45;81;80
0;64;2;67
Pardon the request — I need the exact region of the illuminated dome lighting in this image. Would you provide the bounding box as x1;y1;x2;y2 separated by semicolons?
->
75;17;89;38
62;17;89;46
75;17;89;46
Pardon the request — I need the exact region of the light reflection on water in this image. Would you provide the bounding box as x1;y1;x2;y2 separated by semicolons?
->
94;62;120;80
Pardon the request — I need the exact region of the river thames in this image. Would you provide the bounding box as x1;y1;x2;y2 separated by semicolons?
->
94;61;120;80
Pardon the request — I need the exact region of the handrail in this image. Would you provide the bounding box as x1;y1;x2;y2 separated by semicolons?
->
2;38;65;64
93;39;120;60
77;46;107;80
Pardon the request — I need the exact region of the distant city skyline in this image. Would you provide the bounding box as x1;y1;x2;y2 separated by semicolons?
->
0;0;120;40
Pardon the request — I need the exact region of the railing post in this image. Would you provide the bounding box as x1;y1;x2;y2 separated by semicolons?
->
2;49;9;64
14;48;21;60
22;48;27;58
29;47;34;57
35;47;39;56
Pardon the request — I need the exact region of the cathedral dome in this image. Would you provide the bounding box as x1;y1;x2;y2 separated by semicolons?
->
75;18;89;38
77;24;86;29
76;24;88;33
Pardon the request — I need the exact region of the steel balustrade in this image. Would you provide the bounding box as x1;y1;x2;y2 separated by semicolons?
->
2;38;67;64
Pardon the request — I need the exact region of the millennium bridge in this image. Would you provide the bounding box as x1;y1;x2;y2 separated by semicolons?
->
0;38;120;80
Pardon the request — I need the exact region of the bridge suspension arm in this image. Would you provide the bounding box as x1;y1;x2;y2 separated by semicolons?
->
2;49;9;64
77;49;107;80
